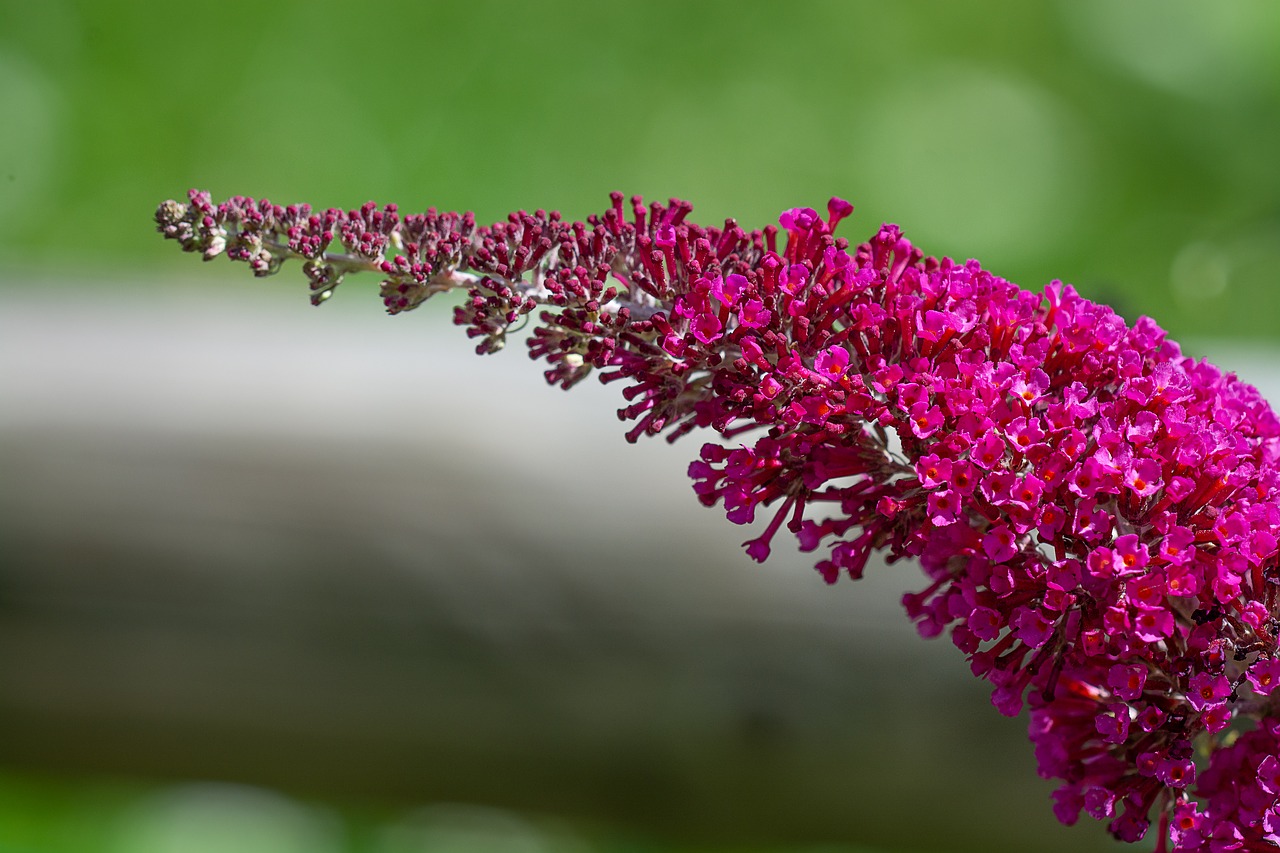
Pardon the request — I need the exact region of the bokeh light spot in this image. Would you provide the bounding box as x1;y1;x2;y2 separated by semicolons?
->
379;804;588;853
1061;0;1280;101
1171;240;1231;305
0;50;62;226
854;65;1094;264
112;783;341;853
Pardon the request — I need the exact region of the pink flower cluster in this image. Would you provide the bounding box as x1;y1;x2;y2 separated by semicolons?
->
157;189;1280;848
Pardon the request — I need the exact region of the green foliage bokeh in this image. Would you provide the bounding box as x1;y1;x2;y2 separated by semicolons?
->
2;0;1279;339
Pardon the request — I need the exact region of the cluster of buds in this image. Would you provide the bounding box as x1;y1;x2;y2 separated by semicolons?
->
157;189;1280;849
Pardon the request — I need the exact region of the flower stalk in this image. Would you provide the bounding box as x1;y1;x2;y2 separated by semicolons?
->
157;188;1280;848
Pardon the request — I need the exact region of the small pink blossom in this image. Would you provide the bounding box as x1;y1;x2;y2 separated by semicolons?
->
983;524;1018;563
971;432;1006;469
913;456;948;489
1096;703;1131;744
779;206;819;232
927;489;961;526
908;402;945;439
1113;534;1149;575
1258;755;1280;795
690;311;722;343
1107;664;1147;701
715;272;749;305
1124;458;1163;497
968;606;1002;642
1159;526;1196;564
813;346;850;381
1133;608;1174;642
1013;607;1055;649
1248;659;1280;696
1157;758;1196;789
1187;673;1231;712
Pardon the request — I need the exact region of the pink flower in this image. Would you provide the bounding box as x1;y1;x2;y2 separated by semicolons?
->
1159;526;1196;564
1248;659;1280;696
927;489;961;526
1107;664;1147;701
1010;369;1049;405
1133;608;1174;642
689;311;723;344
1006;416;1047;452
1012;607;1055;649
1187;673;1231;712
983;524;1018;563
1046;559;1081;591
714;272;749;305
971;431;1006;470
737;297;771;329
1157;758;1196;789
968;606;1002;642
813;346;850;381
1114;534;1149;575
916;454;953;490
779;206;819;232
908;403;945;439
1126;572;1166;609
1096;703;1131;744
1258;755;1280;795
1124;458;1163;498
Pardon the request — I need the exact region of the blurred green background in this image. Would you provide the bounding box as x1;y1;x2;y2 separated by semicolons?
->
3;0;1280;338
1;2;1279;852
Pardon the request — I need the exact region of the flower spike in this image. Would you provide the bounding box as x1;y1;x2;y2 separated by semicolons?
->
158;189;1280;848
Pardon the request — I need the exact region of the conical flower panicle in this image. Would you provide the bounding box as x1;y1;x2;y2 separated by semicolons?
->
157;189;1280;848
